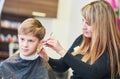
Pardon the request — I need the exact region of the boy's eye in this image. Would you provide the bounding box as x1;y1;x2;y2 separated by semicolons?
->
20;38;24;41
28;40;34;42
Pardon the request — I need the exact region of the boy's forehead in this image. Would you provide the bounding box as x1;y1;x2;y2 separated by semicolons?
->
18;34;39;40
18;32;34;36
18;33;36;38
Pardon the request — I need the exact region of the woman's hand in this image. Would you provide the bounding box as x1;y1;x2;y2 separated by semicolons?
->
38;48;49;62
43;37;66;57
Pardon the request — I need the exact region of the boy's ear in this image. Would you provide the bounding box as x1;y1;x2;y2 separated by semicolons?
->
37;41;41;48
37;41;43;54
39;40;43;45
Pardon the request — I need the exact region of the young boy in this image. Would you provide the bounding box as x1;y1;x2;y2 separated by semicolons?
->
0;18;49;79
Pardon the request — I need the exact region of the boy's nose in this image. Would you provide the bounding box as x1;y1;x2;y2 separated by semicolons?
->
23;41;28;47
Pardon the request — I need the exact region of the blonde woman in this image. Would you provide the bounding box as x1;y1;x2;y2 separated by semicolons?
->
40;0;120;79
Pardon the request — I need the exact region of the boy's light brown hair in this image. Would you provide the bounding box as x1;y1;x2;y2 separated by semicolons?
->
18;18;46;40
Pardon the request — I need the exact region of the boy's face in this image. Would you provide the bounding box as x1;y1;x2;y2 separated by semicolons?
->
18;34;40;56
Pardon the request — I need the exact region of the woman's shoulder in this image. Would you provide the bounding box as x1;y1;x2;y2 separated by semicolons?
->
76;34;83;40
73;34;83;45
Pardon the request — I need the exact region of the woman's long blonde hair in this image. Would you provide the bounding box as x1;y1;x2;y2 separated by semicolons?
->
72;0;120;78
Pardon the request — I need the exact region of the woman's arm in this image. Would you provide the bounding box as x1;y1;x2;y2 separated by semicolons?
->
40;35;83;72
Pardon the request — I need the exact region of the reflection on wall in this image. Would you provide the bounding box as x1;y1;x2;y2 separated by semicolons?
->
0;0;5;15
0;0;5;26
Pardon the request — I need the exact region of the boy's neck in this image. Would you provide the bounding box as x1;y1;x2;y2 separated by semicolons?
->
20;52;39;60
